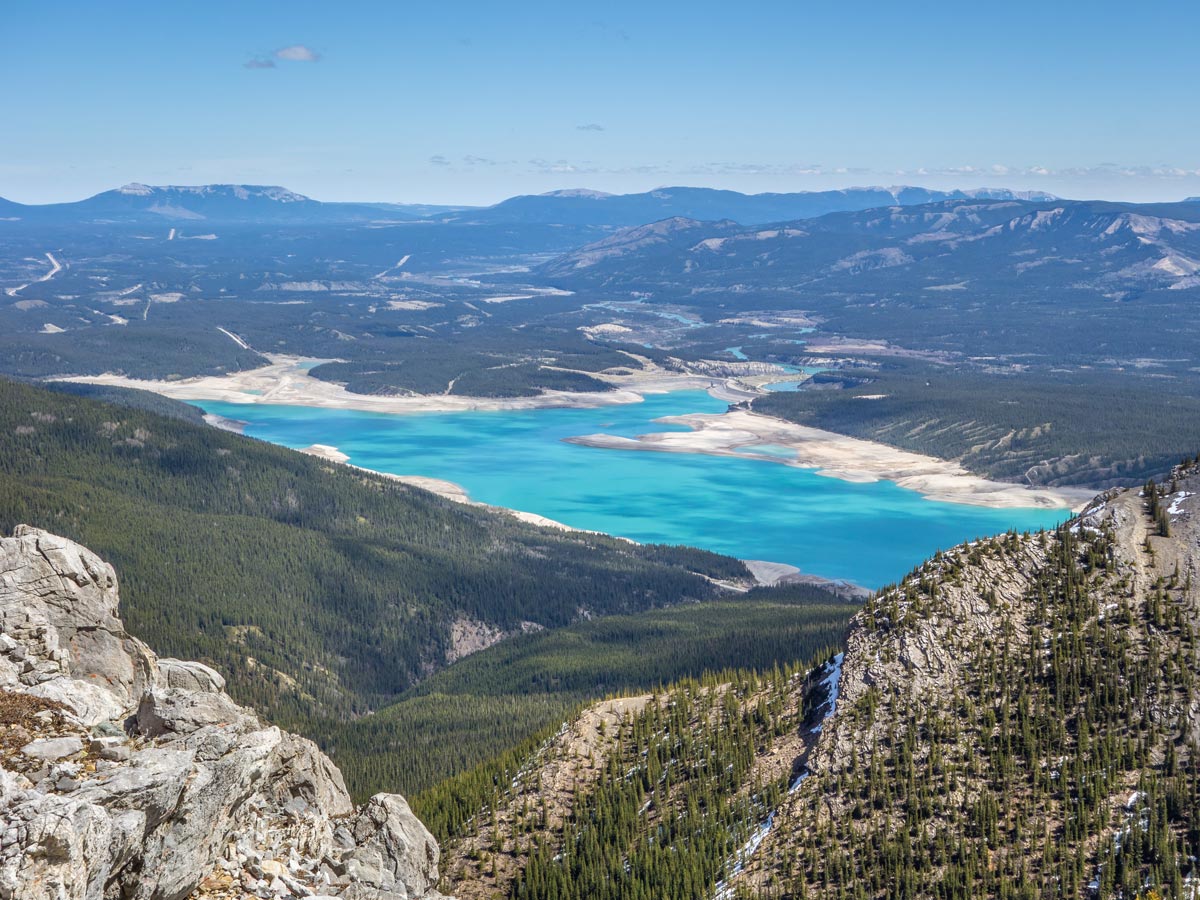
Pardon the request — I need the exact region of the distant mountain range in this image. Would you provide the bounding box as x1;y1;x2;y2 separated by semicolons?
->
0;182;1057;227
537;196;1200;367
451;185;1059;227
0;183;466;225
542;197;1200;291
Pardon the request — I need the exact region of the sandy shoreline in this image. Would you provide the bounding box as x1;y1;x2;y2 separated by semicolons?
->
59;354;730;414
58;355;1088;511
565;409;1093;511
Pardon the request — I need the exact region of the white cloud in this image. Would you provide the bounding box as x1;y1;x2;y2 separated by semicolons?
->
275;45;321;62
891;163;1200;180
681;161;828;177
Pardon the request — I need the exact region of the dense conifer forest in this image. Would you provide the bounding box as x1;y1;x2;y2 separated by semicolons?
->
436;469;1200;900
315;588;851;801
0;377;759;726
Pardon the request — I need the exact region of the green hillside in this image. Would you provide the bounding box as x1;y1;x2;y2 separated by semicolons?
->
314;586;851;802
0;377;755;726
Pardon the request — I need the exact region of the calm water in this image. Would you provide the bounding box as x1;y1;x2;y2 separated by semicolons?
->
194;391;1065;588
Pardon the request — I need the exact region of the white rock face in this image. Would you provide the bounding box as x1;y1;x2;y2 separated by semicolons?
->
0;526;451;900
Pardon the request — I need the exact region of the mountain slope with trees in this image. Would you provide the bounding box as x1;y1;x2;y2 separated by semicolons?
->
730;464;1200;899
440;464;1200;900
0;377;756;729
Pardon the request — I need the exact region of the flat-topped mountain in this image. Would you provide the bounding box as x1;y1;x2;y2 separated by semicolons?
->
0;184;431;225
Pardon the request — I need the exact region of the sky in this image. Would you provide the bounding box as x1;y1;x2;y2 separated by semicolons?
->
4;0;1200;205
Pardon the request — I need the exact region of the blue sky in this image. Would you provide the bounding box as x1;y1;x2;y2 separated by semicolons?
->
4;0;1199;204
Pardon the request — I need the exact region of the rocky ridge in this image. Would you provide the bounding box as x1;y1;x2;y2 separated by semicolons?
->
409;466;1200;899
726;466;1200;897
0;526;451;900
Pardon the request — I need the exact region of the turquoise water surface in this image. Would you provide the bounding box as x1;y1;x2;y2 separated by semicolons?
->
194;391;1065;588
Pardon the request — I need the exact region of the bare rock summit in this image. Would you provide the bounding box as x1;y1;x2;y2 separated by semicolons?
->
0;526;451;900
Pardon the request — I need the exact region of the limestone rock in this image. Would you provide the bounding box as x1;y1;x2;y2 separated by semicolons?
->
0;527;452;900
346;794;444;899
19;735;83;761
157;658;226;693
0;525;155;706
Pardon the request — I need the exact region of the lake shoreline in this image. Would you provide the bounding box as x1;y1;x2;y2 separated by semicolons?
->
566;409;1093;512
56;354;1087;512
298;446;870;597
57;353;739;414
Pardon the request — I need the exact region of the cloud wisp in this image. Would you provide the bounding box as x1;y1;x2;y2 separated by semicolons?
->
892;163;1200;180
244;44;322;70
275;45;321;62
576;124;605;132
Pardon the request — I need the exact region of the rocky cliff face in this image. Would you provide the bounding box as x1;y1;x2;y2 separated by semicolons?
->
0;526;450;900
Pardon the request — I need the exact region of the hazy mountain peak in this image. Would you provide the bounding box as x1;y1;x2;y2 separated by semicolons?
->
110;183;311;202
2;183;432;224
116;182;155;195
539;188;615;199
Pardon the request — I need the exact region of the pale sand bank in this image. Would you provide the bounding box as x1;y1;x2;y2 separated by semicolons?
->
743;559;869;599
565;409;1093;512
59;354;724;415
202;413;247;434
59;355;1087;511
742;559;801;586
300;444;349;464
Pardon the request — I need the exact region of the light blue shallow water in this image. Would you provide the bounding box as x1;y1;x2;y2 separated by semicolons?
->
194;391;1066;588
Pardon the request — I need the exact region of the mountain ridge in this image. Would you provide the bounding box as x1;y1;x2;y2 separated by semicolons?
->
0;184;438;225
0;183;1057;227
453;185;1059;227
541;196;1200;295
438;465;1200;899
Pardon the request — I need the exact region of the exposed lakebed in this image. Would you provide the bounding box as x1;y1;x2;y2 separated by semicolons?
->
194;390;1065;588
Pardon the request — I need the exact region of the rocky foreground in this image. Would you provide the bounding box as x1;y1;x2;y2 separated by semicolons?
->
0;526;450;900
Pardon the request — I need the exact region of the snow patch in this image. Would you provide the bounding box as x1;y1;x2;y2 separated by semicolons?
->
1168;491;1193;517
812;653;844;733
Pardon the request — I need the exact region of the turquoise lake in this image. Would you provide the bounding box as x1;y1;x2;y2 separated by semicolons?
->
194;391;1066;588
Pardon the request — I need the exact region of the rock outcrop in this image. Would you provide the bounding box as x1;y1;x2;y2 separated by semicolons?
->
0;526;451;900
